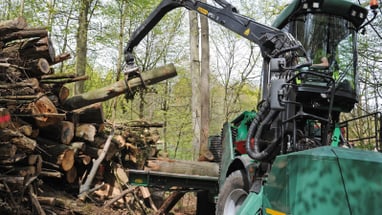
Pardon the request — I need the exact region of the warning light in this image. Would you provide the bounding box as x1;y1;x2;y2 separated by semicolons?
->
370;0;379;10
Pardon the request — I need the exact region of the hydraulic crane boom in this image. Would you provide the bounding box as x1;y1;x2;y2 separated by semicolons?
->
124;0;309;67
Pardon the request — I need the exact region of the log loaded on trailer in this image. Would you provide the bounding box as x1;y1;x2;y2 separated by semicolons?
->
124;0;382;214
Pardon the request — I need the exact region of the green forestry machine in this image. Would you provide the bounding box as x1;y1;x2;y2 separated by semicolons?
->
125;0;382;214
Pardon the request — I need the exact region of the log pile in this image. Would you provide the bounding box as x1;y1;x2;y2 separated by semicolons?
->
0;17;178;214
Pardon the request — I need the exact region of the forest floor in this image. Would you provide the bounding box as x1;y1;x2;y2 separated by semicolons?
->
0;181;198;215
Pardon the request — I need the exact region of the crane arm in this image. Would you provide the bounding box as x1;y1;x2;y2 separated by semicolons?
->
124;0;306;66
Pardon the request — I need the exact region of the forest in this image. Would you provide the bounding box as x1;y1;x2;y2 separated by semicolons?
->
1;0;381;159
0;0;382;214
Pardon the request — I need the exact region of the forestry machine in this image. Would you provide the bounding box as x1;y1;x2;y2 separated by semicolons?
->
125;0;382;214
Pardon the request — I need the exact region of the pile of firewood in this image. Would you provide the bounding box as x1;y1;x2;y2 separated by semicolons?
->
0;17;177;214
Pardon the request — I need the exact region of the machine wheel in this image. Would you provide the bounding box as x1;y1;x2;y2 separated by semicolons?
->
216;170;249;215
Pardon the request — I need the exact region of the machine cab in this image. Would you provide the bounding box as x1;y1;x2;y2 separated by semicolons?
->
273;0;368;113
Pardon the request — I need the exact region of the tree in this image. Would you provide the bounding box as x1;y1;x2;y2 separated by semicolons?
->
75;0;98;95
189;10;201;160
199;0;211;160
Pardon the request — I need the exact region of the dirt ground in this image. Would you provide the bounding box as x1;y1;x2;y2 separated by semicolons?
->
0;181;198;215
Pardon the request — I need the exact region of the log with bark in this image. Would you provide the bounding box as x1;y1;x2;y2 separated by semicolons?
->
146;159;219;177
62;64;177;110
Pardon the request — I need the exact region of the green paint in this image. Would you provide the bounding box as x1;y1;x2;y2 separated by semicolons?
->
238;146;382;215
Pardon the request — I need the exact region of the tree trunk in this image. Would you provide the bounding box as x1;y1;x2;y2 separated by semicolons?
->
75;0;91;95
189;10;201;160
199;0;212;161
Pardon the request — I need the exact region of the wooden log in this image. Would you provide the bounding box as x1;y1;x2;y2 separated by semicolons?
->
28;185;46;215
0;153;26;165
103;186;137;208
0;78;39;90
65;166;77;184
23;36;55;63
146;159;219;177
0;128;36;152
0;17;27;36
0;108;11;129
79;134;113;197
39;121;74;145
28;154;42;175
26;58;51;76
12;117;37;137
75;124;96;142
0;176;24;187
58;86;70;104
37;137;75;171
18;166;36;177
40;73;78;80
2;36;55;63
37;196;66;208
40;75;88;84
0;143;17;159
84;137;120;161
40;170;62;178
1;28;48;44
52;53;71;65
63;64;177;110
28;94;62;127
68;103;105;124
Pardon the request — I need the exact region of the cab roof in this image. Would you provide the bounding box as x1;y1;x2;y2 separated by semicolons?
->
272;0;368;30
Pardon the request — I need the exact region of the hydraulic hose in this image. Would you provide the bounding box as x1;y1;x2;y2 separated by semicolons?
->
246;101;281;161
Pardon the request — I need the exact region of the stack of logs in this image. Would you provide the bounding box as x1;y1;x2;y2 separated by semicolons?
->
0;17;177;214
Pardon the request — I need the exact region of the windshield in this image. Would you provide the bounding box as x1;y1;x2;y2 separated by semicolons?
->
289;14;357;92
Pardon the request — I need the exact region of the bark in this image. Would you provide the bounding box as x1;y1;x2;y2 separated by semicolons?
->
2;36;55;63
58;86;70;103
75;0;91;95
38;121;74;145
199;0;212;161
26;58;51;76
0;28;48;44
0;128;36;152
29;185;46;215
63;64;177;110
189;11;201;160
65;166;77;184
37;137;75;171
52;53;71;65
0;143;17;159
146;159;219;177
0;17;28;36
0;78;39;90
70;103;104;124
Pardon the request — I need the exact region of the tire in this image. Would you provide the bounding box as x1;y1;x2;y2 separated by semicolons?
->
216;170;249;215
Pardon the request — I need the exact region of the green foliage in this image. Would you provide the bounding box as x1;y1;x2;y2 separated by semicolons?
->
4;0;380;158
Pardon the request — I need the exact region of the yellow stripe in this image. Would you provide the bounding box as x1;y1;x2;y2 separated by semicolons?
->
244;28;250;36
265;208;286;215
197;7;208;15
